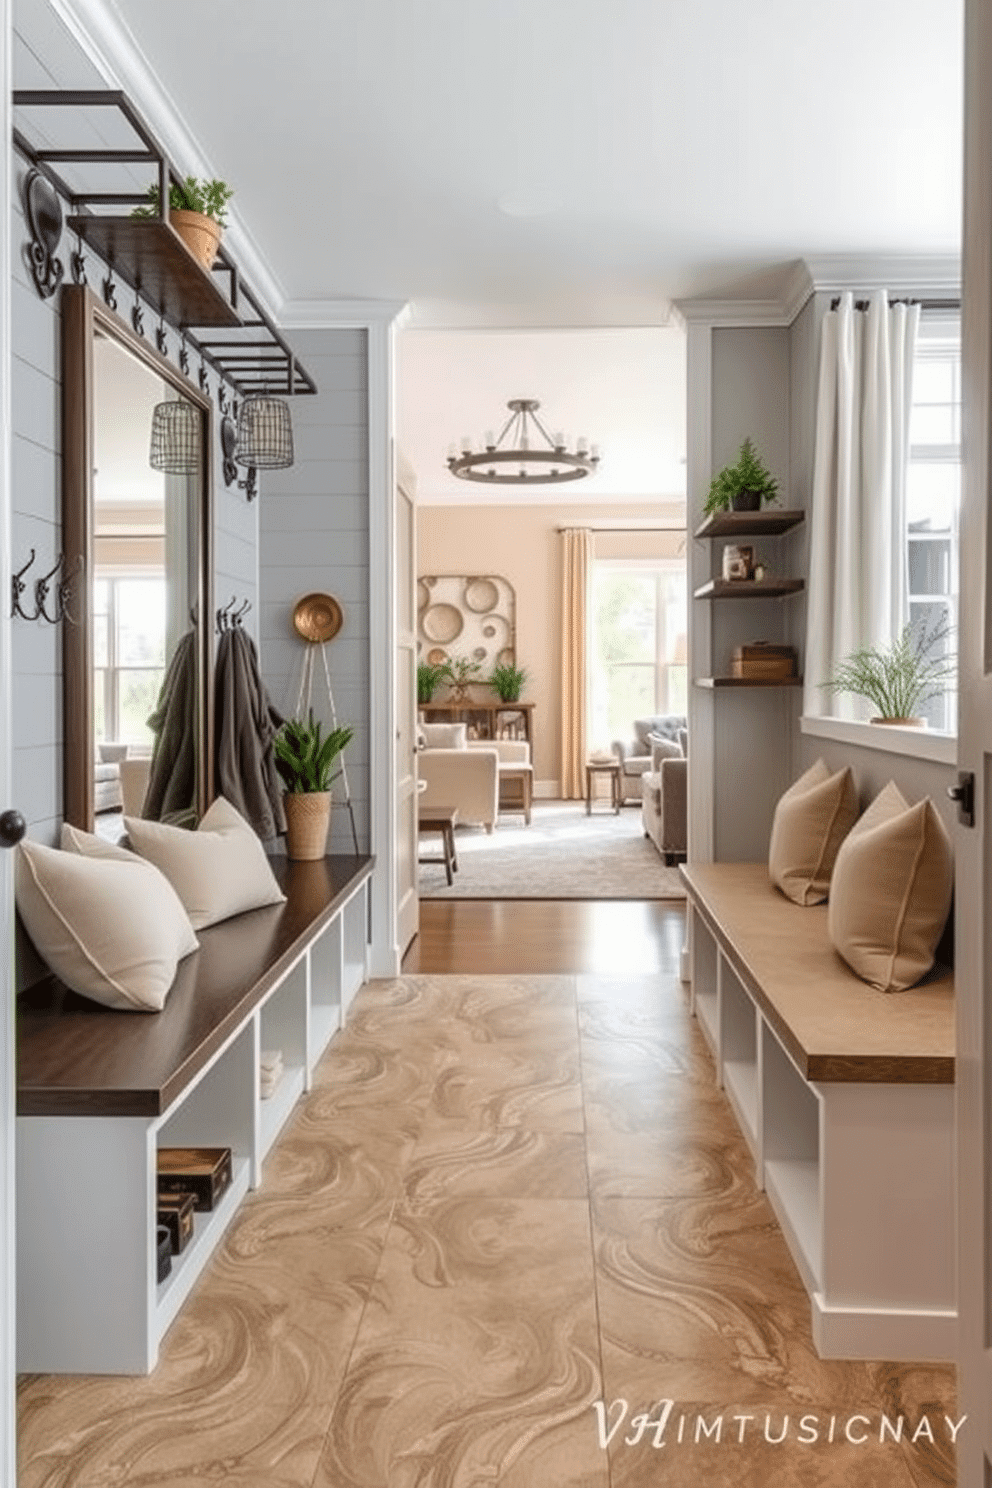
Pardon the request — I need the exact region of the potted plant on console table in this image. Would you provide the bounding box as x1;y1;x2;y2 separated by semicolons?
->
275;713;354;860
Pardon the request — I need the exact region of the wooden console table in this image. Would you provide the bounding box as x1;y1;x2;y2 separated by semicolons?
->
419;700;534;745
16;854;374;1374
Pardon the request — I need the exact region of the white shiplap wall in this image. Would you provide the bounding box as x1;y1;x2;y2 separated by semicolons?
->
259;328;370;854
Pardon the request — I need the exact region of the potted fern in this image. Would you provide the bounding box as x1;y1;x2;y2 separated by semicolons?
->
821;616;956;726
704;436;780;514
132;176;234;272
274;713;354;859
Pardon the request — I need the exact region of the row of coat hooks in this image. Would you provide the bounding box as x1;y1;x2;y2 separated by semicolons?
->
10;550;77;623
216;595;252;633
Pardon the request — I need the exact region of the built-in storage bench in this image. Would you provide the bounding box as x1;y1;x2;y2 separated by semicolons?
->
681;861;955;1362
16;854;374;1375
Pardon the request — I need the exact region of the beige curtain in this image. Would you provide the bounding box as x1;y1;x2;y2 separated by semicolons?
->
560;527;592;798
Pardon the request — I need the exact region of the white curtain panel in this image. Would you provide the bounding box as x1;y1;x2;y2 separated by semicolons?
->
804;290;920;718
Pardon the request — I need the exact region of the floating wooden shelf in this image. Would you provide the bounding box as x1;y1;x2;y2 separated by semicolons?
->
695;676;804;688
694;509;806;540
67;216;240;328
694;578;804;600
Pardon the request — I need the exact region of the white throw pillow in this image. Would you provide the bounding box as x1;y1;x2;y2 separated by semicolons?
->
420;722;468;749
124;796;286;930
648;733;682;771
15;836;198;1012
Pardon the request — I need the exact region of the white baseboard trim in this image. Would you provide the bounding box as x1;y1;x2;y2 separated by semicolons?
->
811;1294;956;1363
534;780;559;799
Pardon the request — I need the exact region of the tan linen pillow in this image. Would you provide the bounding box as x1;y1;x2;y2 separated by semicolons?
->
828;781;953;992
15;837;198;1012
125;796;286;930
420;722;467;748
649;734;682;770
768;759;858;905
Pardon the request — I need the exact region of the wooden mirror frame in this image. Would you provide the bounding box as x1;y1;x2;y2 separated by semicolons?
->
61;284;214;830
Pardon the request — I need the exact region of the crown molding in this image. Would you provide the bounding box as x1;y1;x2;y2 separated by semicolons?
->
277;298;411;329
803;254;961;298
46;0;287;316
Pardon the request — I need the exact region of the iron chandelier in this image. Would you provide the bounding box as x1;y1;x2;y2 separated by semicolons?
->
446;399;600;485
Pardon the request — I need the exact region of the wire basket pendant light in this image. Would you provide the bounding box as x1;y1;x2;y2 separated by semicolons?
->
447;399;600;485
149;398;201;474
236;394;295;470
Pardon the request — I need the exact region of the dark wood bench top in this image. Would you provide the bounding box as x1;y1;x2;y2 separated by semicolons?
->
17;855;374;1119
681;862;954;1085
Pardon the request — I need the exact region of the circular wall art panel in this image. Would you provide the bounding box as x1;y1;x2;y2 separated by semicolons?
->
464;577;499;613
417;580;431;611
427;647;448;664
422;603;464;644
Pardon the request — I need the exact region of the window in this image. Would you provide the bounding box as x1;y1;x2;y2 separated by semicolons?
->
906;314;960;730
590;560;687;748
93;576;166;748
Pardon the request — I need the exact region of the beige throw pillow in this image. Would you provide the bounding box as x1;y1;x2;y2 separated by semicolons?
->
649;734;682;770
15;836;198;1012
420;722;468;749
768;759;858;905
125;796;286;930
828;781;953;992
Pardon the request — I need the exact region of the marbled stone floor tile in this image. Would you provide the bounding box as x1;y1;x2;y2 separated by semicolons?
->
593;1194;878;1407
405;1127;589;1207
602;1398;921;1488
314;1198;606;1488
17;1218;391;1488
422;1043;586;1135
585;1090;755;1199
576;970;692;1014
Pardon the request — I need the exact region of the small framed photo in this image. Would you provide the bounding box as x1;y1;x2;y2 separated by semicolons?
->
722;543;755;582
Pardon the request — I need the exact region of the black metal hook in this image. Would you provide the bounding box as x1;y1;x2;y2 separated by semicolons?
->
34;553;63;622
56;555;81;626
70;226;86;287
155;311;168;357
131;282;145;338
102;263;118;311
179;332;189;376
11;549;38;620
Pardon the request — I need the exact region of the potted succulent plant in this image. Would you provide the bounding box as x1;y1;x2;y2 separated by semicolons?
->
132;175;234;272
441;655;482;702
704;436;780;515
820;616;956;726
489;661;528;703
274;712;354;860
417;661;447;705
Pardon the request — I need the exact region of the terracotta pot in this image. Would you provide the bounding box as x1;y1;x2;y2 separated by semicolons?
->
283;791;331;860
869;717;928;728
169;209;223;272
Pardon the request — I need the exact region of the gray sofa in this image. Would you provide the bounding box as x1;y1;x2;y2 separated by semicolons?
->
611;714;687;803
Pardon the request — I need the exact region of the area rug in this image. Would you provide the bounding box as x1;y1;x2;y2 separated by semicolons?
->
418;800;685;900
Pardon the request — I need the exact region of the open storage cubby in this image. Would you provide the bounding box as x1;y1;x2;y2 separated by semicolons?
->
17;857;373;1375
719;958;760;1157
688;904;719;1056
761;1021;821;1293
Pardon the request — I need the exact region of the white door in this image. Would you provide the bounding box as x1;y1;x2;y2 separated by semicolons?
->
395;458;419;955
1;1;18;1475
956;3;991;1483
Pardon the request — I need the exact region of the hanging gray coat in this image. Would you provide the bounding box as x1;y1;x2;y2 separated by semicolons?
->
144;629;197;822
214;625;287;840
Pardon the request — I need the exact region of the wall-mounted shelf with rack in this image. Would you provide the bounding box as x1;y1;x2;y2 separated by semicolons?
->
66;215;240;328
694;578;804;601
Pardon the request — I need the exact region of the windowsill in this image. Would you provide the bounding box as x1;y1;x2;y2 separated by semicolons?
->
800;715;957;766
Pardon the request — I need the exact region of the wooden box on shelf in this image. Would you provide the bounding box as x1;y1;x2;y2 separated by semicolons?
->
731;643;798;681
157;1191;196;1254
157;1147;232;1212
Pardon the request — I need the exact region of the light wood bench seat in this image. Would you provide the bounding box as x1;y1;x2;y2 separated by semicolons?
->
16;854;374;1375
680;861;955;1364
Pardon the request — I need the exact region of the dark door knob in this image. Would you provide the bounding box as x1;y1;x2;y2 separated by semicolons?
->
0;810;26;848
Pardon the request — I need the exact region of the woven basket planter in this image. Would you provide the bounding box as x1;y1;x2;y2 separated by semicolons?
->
169;209;223;272
283;791;331;861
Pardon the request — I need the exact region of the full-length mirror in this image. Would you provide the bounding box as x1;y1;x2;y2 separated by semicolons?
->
62;285;213;834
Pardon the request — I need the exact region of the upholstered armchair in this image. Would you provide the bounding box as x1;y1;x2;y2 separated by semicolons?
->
469;738;533;823
417;744;500;831
611;714;687;803
641;756;687;864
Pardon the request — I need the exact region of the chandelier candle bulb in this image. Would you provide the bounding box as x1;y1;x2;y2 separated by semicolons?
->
554;431;565;448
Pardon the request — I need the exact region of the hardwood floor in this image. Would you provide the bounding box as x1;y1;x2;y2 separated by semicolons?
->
402;897;686;975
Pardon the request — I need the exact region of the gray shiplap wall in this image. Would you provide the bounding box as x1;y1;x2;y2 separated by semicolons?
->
259;328;371;854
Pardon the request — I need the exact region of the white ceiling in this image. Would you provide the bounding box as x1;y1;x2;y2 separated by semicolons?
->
92;0;962;327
